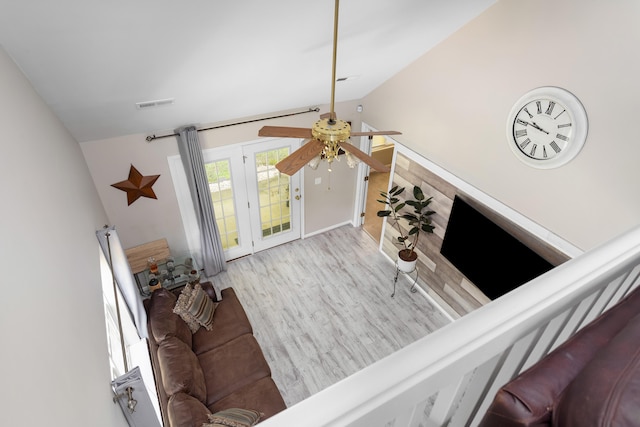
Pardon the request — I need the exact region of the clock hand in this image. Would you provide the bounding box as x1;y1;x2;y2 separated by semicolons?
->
530;122;549;134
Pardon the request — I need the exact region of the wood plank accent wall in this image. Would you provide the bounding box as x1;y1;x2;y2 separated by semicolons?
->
381;152;571;319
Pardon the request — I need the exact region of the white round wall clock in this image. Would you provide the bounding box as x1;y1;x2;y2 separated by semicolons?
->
506;86;588;169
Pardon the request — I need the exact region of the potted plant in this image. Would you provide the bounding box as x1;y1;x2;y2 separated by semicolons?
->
377;185;436;272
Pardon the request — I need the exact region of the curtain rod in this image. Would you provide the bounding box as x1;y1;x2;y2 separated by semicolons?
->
145;107;320;142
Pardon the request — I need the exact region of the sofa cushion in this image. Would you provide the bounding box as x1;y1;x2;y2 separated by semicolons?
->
148;288;192;346
553;312;640;426
167;392;211;427
198;334;271;405
206;408;262;427
192;287;253;355
210;376;287;421
157;336;207;403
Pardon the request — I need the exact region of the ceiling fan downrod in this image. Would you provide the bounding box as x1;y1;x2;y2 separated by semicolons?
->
328;0;340;125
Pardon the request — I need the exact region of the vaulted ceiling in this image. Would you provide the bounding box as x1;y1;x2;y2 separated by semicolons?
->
0;0;495;142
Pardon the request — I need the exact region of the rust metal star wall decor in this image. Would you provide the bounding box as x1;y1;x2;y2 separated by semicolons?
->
111;164;160;205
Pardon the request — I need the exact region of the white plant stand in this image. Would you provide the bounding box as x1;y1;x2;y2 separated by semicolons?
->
392;262;419;297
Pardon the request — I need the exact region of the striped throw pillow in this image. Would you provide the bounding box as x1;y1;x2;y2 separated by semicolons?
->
205;408;263;427
185;283;218;331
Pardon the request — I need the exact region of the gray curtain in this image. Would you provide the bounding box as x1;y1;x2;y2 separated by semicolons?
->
96;225;147;339
175;125;227;276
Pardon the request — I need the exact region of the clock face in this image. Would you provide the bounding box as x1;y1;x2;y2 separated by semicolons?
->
507;87;588;169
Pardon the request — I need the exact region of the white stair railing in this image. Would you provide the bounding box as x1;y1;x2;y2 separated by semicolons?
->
259;225;640;427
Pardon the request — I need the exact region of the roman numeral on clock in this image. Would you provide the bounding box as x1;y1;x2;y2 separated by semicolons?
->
550;141;561;153
529;144;538;156
515;129;528;138
519;138;531;150
545;101;556;115
556;133;569;141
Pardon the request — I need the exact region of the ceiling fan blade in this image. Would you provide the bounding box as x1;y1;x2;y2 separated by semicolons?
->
258;126;313;139
351;130;402;137
339;142;390;173
276;139;324;176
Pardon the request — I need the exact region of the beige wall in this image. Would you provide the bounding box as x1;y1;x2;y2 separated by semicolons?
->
81;0;640;255
81;100;364;253
363;0;640;251
0;47;125;426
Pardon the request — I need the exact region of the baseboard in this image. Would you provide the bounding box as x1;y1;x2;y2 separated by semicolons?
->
303;220;354;239
379;250;456;322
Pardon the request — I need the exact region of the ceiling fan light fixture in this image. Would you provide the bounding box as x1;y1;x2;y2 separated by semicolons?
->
308;154;322;170
345;150;359;168
311;117;351;167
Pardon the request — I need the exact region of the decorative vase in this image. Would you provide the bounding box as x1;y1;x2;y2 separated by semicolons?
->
397;249;418;273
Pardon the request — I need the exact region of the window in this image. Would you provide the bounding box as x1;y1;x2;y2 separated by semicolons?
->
98;245;162;422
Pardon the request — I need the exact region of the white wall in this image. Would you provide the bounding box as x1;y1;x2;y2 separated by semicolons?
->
362;0;640;251
81;100;364;253
0;47;126;426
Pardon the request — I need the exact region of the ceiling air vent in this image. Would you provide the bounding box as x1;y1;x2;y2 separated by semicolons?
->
135;98;175;110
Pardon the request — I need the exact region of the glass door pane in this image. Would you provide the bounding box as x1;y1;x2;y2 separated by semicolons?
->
201;146;252;261
205;159;238;250
244;138;301;252
255;148;291;238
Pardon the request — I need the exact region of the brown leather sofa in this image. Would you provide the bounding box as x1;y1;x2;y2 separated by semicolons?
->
145;282;286;427
479;284;640;427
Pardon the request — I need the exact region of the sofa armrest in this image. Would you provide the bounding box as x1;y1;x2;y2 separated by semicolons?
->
167;392;211;427
200;281;219;301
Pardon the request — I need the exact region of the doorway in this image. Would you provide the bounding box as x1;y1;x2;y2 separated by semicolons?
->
360;135;395;243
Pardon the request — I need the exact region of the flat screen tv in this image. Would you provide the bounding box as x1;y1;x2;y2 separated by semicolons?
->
440;196;554;300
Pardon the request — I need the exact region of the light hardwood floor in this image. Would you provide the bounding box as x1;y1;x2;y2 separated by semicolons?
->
213;225;451;407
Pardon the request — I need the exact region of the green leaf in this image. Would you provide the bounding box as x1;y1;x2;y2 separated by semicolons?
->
408;227;419;235
394;202;406;212
392;186;405;196
377;211;391;217
413;185;425;201
401;213;418;222
422;224;435;233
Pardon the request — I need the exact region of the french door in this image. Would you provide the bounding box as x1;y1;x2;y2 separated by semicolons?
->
195;138;302;260
241;139;302;253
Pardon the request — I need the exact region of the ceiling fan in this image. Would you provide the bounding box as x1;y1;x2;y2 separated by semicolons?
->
258;0;401;176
